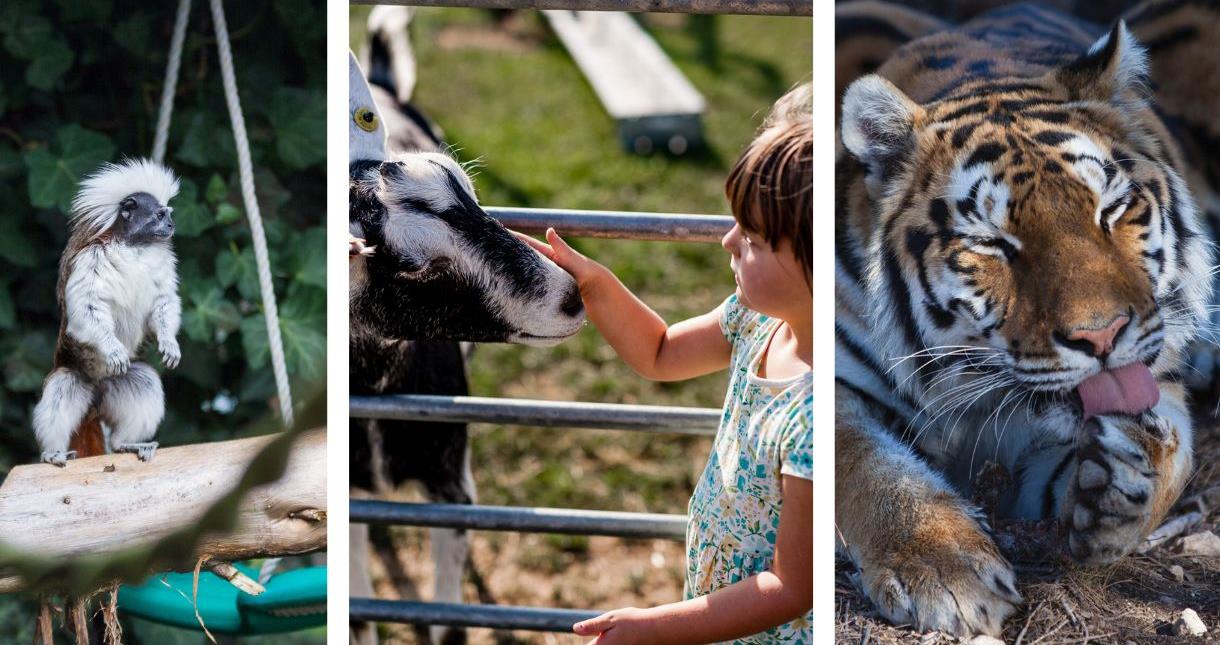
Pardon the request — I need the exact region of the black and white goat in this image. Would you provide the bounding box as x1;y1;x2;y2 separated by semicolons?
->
348;17;584;643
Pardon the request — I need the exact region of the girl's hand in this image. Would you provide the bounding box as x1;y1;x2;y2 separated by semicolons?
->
573;607;659;645
510;228;608;292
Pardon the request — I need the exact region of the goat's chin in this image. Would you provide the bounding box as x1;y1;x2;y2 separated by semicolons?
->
509;331;578;347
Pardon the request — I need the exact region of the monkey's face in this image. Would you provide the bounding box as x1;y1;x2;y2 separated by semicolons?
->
118;192;174;244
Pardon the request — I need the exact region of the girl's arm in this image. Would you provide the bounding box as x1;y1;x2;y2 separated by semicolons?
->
572;475;812;645
514;228;731;381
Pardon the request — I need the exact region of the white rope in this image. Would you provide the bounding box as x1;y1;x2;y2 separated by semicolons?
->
153;0;294;426
152;0;191;165
208;0;294;427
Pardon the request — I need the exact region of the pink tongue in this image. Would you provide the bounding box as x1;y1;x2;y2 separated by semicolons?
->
1077;362;1159;419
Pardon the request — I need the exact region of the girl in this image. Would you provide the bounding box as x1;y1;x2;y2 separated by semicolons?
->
514;84;812;644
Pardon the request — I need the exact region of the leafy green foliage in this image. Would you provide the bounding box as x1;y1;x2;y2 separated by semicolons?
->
0;2;325;638
0;1;325;483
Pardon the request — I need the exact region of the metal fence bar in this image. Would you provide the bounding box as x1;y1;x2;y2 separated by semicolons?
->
351;500;689;540
351;394;720;435
349;0;811;16
488;206;733;242
351;598;600;632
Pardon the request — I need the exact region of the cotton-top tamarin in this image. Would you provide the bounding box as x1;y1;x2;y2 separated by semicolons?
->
33;159;182;466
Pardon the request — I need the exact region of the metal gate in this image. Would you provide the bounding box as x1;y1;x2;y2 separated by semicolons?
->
349;0;809;633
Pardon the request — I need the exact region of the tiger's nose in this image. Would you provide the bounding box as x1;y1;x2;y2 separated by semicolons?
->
1062;315;1130;357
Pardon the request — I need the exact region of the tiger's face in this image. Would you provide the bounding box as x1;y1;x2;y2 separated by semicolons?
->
841;24;1213;422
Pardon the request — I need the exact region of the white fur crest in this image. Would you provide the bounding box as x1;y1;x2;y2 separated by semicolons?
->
70;158;179;238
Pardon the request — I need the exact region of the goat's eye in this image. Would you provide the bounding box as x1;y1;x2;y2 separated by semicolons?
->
397;256;451;281
354;107;379;132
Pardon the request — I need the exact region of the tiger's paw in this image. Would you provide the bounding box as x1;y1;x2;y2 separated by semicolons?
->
1062;415;1164;565
854;509;1020;637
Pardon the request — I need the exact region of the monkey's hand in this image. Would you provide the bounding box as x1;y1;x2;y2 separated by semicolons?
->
159;336;181;369
104;343;130;376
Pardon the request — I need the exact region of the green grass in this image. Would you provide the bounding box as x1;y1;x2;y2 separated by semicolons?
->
350;8;809;631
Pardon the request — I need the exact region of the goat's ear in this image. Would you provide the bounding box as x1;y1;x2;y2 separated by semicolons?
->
841;75;921;175
1054;21;1149;107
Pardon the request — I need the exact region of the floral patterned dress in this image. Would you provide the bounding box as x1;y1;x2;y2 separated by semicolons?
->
684;294;813;644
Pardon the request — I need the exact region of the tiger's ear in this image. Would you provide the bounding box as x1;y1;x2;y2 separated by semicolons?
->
1055;21;1149;106
841;75;921;175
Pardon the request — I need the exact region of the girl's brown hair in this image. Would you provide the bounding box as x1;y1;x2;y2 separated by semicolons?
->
724;83;812;285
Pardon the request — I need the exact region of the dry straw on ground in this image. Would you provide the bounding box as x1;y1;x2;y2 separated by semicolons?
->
837;414;1220;644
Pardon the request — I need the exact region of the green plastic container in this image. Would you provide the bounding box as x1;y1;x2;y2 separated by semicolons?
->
119;564;326;635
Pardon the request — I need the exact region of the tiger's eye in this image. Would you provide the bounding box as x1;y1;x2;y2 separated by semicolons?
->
354;107;379;132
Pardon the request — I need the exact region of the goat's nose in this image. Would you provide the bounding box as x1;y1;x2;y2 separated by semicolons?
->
1060;315;1130;357
560;283;584;317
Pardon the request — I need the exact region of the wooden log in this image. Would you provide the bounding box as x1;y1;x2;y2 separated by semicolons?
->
0;429;326;593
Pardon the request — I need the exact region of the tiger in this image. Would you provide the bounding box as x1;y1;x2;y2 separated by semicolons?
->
835;1;1220;637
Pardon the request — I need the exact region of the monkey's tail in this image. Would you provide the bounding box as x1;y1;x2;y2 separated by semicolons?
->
68;408;105;459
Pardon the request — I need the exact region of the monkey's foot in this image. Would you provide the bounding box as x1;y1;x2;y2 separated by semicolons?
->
41;450;77;467
117;442;158;462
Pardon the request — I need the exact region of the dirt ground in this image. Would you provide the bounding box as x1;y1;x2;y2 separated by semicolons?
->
836;414;1220;644
365;486;690;645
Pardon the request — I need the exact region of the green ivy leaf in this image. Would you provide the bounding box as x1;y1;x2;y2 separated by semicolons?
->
24;124;115;213
216;244;261;301
113;14;149;55
3;15;54;59
279;310;325;380
0;0;38;34
287;227;326;288
25;41;73;91
182;285;241;343
173;178;213;238
240;294;324;380
54;0;111;22
174;338;221;390
176;110;238;169
3;329;54;392
266;87;325;171
274;0;320;58
240;314;269;370
3;14;73;90
216;203;242;225
0;144;21;179
0;282;15;329
0;219;37;267
237;367;275;403
254;167;291;220
205;174;227;205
